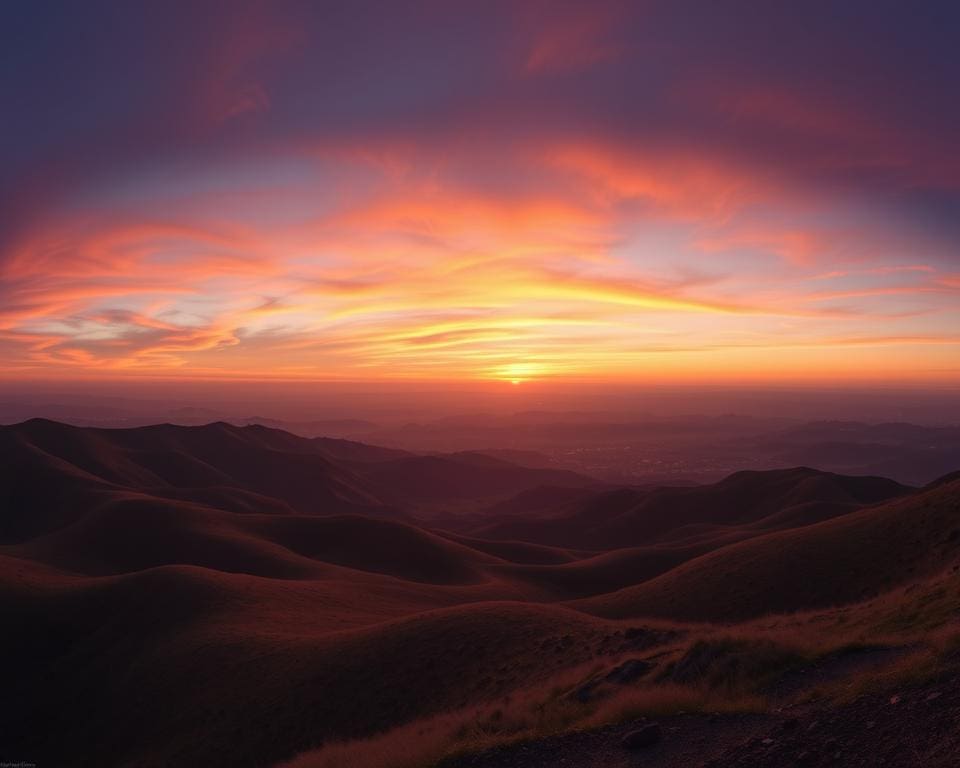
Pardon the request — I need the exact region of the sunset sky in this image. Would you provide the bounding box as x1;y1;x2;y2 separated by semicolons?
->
2;2;959;386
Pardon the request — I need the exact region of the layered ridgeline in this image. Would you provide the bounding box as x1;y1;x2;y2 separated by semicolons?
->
1;419;958;767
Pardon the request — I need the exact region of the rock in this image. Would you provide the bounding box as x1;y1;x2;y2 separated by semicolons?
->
925;691;942;702
566;660;658;703
569;680;600;703
781;717;801;731
889;694;901;705
621;723;662;749
605;658;655;684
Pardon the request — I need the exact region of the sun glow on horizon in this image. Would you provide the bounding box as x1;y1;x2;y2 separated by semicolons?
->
491;362;546;385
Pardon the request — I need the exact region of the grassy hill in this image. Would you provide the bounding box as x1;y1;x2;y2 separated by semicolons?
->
572;476;960;621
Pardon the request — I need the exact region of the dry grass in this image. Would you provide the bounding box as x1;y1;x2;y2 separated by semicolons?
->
803;621;960;704
278;644;771;768
279;684;762;768
278;715;458;768
583;683;764;728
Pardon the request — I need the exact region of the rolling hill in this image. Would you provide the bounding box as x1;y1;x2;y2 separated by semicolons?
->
572;474;960;621
1;419;958;768
0;419;599;542
470;467;909;549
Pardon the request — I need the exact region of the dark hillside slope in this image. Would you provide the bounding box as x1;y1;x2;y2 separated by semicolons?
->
0;555;618;768
0;420;394;535
1;420;604;533
474;467;909;549
574;476;960;621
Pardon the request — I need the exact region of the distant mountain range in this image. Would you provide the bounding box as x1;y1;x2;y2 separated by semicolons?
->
4;408;957;486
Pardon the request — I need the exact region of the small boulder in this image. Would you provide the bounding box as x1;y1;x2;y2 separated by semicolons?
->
605;658;654;684
569;680;600;703
621;722;662;749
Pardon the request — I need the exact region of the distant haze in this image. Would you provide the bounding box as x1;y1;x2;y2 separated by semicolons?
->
1;379;956;427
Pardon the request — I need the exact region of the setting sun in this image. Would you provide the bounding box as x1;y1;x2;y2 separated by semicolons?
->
493;362;544;384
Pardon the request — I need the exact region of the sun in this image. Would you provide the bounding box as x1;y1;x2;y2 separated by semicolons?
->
493;362;542;384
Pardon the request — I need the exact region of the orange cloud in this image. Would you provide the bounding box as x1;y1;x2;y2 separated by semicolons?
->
545;142;770;222
0;134;956;385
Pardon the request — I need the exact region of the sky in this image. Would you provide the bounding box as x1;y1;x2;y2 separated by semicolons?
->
1;1;959;388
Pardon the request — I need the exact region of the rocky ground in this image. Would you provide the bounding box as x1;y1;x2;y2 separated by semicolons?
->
442;665;960;767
